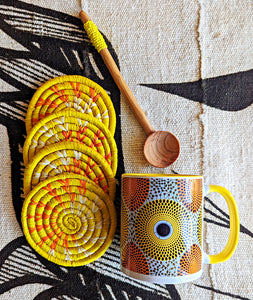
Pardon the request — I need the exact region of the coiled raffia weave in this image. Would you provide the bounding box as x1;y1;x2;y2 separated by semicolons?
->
23;141;116;201
22;75;118;267
21;173;116;267
25;75;116;135
23;109;118;175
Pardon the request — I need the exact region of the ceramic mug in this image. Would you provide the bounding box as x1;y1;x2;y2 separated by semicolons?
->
120;174;239;284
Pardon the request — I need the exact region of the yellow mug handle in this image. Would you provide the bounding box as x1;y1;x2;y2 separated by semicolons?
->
205;185;240;264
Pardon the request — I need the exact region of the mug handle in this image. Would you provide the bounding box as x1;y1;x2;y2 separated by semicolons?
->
204;185;240;264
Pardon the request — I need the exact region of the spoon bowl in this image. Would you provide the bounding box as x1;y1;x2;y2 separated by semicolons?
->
144;131;180;168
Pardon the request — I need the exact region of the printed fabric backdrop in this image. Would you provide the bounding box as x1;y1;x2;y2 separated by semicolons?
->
0;0;252;299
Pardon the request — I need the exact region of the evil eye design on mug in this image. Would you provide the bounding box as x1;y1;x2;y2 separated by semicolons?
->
154;220;173;239
135;199;191;261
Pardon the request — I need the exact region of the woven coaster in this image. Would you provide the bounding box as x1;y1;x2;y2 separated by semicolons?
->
23;142;116;201
25;75;116;135
21;173;116;267
23;110;118;175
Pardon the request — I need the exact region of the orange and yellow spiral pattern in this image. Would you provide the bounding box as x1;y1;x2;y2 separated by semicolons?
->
122;177;150;211
23;142;116;202
177;244;202;276
121;241;149;275
22;174;116;267
177;178;202;213
25;75;116;135
23;110;117;175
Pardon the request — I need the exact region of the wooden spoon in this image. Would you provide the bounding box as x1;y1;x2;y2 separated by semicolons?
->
80;11;180;168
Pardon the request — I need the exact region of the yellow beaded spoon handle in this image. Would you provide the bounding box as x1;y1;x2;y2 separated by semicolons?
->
80;11;180;168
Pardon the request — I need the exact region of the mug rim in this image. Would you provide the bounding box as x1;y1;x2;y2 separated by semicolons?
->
122;173;203;179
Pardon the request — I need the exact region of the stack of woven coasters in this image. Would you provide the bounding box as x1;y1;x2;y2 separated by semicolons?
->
21;75;117;267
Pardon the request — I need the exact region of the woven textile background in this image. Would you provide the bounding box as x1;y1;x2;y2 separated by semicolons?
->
0;0;252;299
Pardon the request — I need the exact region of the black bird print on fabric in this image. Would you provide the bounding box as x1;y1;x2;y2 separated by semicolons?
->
141;69;253;111
0;1;252;299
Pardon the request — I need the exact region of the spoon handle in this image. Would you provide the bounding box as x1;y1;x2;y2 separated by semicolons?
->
80;11;155;136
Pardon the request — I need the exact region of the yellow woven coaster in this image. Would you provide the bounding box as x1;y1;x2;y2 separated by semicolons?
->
23;142;116;202
25;75;116;135
21;173;116;267
23;110;118;175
